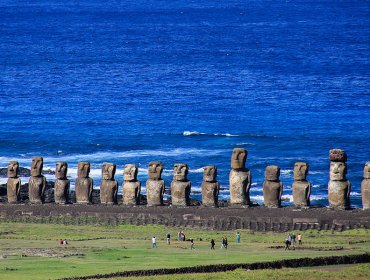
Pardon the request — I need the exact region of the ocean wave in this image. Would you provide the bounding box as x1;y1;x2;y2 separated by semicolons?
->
183;131;238;137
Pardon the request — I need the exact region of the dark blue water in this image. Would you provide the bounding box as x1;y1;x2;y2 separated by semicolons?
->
1;1;369;207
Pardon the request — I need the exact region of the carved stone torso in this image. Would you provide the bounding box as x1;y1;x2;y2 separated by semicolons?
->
263;181;282;208
171;181;191;206
75;177;93;204
28;176;46;204
122;181;141;205
328;180;350;209
100;180;118;205
229;169;250;206
362;179;370;210
146;179;165;206
54;179;70;204
201;181;219;207
292;181;311;207
7;178;21;203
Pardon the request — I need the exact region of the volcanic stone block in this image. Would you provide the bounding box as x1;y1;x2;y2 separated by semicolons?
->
75;162;93;204
6;161;21;203
28;157;46;204
54;162;70;204
292;162;311;208
146;161;165;206
229;148;251;206
328;149;350;210
361;162;370;210
263;165;283;208
100;163;118;205
202;165;220;207
122;164;141;205
171;163;191;206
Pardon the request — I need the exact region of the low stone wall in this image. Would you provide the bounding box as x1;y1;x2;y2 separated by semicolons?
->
59;253;370;279
0;204;369;232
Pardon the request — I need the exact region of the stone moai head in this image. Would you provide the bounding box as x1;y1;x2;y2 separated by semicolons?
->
102;163;116;180
56;162;68;179
148;161;163;180
364;162;370;179
173;163;188;181
78;162;90;178
31;157;43;177
329;149;347;162
124;164;138;181
203;166;217;182
293;162;308;181
265;165;280;181
7;161;19;178
330;162;347;181
231;148;247;170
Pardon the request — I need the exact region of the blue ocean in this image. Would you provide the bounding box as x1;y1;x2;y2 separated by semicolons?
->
1;0;369;207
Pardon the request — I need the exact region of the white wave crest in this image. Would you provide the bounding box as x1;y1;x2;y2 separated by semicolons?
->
183;131;238;137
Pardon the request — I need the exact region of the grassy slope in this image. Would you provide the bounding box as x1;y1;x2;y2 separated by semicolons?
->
0;222;369;280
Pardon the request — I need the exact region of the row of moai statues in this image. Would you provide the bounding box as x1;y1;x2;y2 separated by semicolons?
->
4;149;370;209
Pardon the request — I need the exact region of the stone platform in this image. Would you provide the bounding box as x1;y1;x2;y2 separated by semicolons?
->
0;204;369;232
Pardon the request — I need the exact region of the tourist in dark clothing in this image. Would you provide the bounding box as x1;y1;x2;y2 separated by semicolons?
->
166;232;171;245
224;237;228;249
285;238;291;250
211;239;215;250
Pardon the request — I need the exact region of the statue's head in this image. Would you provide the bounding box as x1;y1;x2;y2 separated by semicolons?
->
329;149;347;162
102;163;116;180
265;165;280;181
7;161;19;178
173;163;188;181
231;148;247;170
56;162;68;179
330;162;347;181
148;161;163;180
203;166;217;182
124;164;138;181
293;162;308;181
77;162;90;178
31;157;43;177
364;162;370;179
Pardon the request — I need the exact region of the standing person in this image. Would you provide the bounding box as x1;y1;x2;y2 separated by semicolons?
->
298;233;302;245
285;238;290;250
221;237;225;249
291;233;296;249
182;231;186;241
152;236;157;248
224;237;228;249
210;239;215;250
166;232;171;245
190;238;194;250
178;231;181;241
236;232;241;243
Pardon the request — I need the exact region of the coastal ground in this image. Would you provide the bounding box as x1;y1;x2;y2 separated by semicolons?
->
0;222;369;279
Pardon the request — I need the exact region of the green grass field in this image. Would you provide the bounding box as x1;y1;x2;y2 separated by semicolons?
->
0;222;369;279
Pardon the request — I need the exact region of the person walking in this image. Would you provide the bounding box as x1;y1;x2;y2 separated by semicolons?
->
166;232;171;245
178;231;181;241
224;237;228;249
152;236;157;248
298;233;302;245
291;233;296;248
285;238;290;250
190;239;194;250
210;239;215;250
236;232;241;243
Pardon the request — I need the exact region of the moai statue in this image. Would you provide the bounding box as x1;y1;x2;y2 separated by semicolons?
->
100;163;118;205
292;162;311;208
202;166;220;207
171;163;191;206
28;157;46;204
54;162;70;204
328;149;350;210
75;162;93;204
229;148;251;207
263;165;283;208
122;164;141;205
361;162;370;210
6;161;21;203
146;161;165;206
